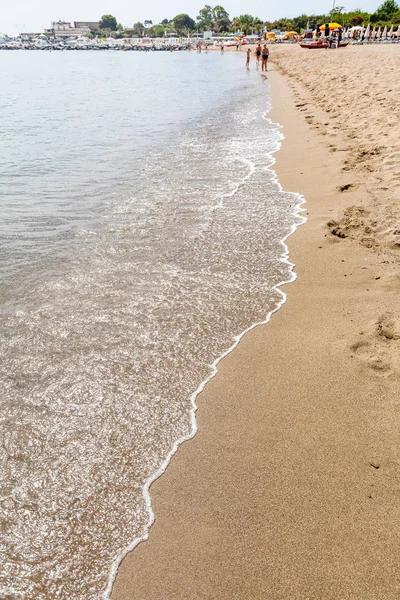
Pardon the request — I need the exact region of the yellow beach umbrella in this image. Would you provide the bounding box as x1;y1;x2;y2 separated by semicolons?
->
319;22;342;30
267;32;276;37
283;31;298;36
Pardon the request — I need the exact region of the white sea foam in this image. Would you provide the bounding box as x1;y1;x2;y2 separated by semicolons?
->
1;53;306;599
103;103;306;600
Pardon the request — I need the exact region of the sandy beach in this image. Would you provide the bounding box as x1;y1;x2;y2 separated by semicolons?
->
111;44;400;599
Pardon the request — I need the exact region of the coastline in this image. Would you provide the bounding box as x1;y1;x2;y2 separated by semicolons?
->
111;48;400;599
104;105;306;599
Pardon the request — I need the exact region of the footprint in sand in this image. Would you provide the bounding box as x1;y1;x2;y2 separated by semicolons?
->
350;314;400;377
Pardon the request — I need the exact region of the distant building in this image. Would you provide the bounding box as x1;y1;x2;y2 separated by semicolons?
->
49;20;99;38
74;21;99;32
52;21;77;36
19;19;100;39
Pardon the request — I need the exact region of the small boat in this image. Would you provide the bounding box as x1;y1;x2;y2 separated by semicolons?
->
299;40;349;49
299;40;328;48
223;37;248;47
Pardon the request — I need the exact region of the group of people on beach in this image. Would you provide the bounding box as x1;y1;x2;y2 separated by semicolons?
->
315;23;344;47
196;40;208;53
194;38;269;70
246;43;269;71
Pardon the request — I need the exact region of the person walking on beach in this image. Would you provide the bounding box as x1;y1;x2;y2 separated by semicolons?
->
261;44;269;72
256;43;262;66
221;40;224;53
236;39;240;51
246;47;251;69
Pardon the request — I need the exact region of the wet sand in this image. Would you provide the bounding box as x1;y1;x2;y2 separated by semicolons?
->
111;45;400;599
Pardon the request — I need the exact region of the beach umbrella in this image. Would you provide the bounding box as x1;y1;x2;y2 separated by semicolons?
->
382;25;387;38
319;22;342;30
388;25;394;37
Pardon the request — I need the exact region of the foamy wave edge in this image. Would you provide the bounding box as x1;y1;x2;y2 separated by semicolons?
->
102;101;307;600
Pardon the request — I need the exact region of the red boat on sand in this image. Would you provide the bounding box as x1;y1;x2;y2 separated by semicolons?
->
299;40;349;48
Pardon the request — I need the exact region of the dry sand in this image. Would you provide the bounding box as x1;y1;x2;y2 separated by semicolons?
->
271;43;400;253
111;45;400;599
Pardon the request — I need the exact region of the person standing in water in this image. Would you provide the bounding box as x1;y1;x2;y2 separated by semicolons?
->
261;44;269;72
255;42;262;66
246;47;251;69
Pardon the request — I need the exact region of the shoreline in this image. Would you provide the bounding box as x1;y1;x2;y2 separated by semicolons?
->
111;47;400;599
104;78;306;600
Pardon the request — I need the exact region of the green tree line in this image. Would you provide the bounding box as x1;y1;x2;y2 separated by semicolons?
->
96;1;400;39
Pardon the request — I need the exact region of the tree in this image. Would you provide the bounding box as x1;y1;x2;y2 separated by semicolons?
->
173;13;195;33
197;5;213;29
212;5;230;21
197;5;213;22
161;18;169;25
99;14;118;30
273;17;295;30
349;13;365;25
132;22;145;36
151;24;167;37
329;10;345;23
371;0;399;20
378;0;399;14
215;17;231;32
292;14;311;30
233;14;259;34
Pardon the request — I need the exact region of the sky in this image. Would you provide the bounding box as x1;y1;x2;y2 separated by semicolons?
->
2;0;380;35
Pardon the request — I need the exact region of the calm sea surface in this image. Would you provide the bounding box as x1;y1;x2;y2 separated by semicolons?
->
0;51;303;598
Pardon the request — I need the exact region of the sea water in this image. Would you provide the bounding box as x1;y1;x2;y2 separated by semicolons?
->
0;50;303;598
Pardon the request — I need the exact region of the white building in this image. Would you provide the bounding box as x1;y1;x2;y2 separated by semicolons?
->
50;20;96;38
